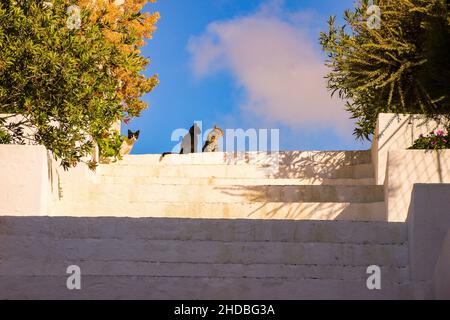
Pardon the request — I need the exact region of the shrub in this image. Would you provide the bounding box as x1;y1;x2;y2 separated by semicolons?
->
320;0;450;140
0;0;159;169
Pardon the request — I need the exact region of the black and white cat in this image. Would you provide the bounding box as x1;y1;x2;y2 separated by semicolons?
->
119;129;140;156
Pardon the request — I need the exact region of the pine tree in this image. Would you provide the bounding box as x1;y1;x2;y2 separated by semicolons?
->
320;0;450;140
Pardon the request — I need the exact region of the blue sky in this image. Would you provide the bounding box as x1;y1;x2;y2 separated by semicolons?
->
126;0;370;154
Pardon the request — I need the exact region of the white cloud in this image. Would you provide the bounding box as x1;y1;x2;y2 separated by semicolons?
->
187;1;352;134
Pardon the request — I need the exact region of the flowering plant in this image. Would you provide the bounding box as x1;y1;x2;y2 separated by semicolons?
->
409;130;450;150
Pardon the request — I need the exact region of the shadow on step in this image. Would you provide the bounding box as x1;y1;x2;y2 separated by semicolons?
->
212;185;385;221
212;151;385;221
221;150;373;180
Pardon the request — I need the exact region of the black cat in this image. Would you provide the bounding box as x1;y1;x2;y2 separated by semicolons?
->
160;123;201;160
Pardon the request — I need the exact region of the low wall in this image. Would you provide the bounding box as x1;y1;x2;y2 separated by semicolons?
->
372;113;447;185
0;145;49;215
434;231;450;299
386;150;450;222
407;184;450;294
0;144;97;215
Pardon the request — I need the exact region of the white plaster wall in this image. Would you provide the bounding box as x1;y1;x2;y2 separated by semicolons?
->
386;151;450;222
372;113;447;185
0;144;97;215
46;155;97;209
434;231;450;300
0;145;49;215
407;184;450;292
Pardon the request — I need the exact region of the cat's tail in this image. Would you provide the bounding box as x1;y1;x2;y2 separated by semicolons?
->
159;152;173;162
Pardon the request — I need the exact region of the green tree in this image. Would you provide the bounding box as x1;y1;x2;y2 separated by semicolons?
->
0;0;158;169
320;0;450;140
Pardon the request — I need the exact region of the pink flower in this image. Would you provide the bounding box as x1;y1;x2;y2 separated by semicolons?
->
436;130;445;136
431;141;437;146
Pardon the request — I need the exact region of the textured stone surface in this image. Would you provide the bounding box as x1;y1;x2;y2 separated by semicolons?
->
0;217;408;243
50;201;386;221
386;150;450;222
123;150;372;166
0;145;49;215
98;176;376;186
407;184;450;282
434;231;450;299
0;259;410;282
96;162;374;179
0;275;421;300
0;216;413;299
60;184;384;203
0;236;409;265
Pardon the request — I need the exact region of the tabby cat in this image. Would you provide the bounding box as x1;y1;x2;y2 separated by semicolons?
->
202;126;224;152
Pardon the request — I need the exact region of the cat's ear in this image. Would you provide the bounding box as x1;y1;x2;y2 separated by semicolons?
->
128;129;132;139
135;130;140;138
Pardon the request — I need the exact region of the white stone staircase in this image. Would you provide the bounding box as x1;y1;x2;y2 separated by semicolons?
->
0;150;431;299
0;216;421;299
50;151;385;221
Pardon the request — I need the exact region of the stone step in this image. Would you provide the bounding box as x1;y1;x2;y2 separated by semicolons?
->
0;216;415;299
119;150;372;166
0;217;407;244
60;184;384;204
0;235;408;266
49;201;386;221
0;275;426;299
0;259;409;283
96;163;374;179
96;176;376;186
